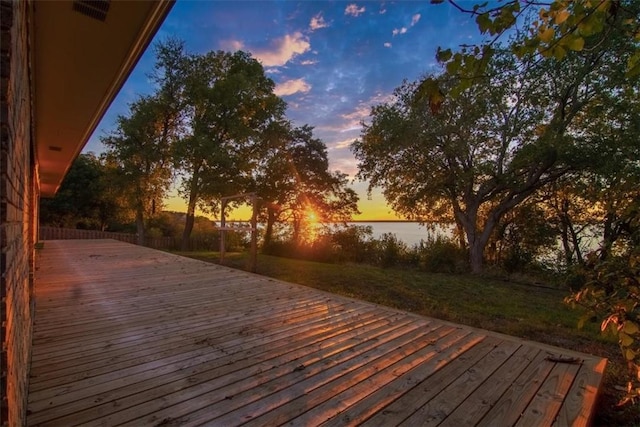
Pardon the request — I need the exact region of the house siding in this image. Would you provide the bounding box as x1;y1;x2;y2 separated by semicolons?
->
0;0;37;426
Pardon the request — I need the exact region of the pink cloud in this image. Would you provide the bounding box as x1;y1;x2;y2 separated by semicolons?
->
252;32;311;67
345;4;365;17
274;78;312;96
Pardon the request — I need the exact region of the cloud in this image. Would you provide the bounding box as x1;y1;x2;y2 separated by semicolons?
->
274;78;311;97
391;14;421;38
392;27;407;36
309;13;329;31
220;39;245;51
300;59;318;65
384;42;392;48
341;92;395;129
344;4;365;17
252;32;310;67
329;137;357;150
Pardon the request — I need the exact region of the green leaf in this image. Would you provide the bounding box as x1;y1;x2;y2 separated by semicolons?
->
539;27;555;43
624;348;637;361
436;48;453;63
566;36;585;52
620;332;634;347
553;45;567;60
555;10;570;25
624;321;640;335
476;13;492;34
626;52;640;78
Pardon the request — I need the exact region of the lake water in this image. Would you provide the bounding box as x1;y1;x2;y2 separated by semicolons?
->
343;222;453;247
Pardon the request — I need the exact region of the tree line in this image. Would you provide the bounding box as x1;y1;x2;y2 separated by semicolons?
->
43;40;359;250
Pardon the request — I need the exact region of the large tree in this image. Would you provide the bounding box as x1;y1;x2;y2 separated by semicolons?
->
167;48;286;249
102;95;175;245
354;27;632;273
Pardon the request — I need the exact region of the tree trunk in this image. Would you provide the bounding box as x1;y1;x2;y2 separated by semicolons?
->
181;193;197;251
469;241;484;274
263;207;276;248
559;218;573;267
456;205;500;275
600;211;616;260
136;208;145;246
454;220;467;250
567;220;584;266
456;210;484;274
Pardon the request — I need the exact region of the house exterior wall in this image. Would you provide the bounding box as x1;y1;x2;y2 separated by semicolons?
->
0;0;37;426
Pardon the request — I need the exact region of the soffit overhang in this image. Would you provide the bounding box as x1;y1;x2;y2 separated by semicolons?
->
34;0;174;197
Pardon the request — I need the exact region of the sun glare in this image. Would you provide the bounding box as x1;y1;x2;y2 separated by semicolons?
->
306;209;319;223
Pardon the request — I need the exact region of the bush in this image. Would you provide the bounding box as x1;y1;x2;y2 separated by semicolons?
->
419;235;468;273
372;233;411;268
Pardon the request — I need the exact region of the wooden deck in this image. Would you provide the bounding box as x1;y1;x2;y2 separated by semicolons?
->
28;240;606;426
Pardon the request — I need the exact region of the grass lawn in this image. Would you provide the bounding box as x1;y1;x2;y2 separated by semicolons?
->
175;250;639;426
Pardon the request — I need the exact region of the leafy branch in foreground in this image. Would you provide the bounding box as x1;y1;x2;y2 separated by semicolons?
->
566;204;640;406
427;0;640;108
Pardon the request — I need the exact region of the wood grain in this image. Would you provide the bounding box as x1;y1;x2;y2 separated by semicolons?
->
27;240;607;426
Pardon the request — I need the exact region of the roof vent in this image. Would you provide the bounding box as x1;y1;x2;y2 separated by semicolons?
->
72;0;110;22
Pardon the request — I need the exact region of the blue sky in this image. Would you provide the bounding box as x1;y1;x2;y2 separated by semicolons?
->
84;1;485;220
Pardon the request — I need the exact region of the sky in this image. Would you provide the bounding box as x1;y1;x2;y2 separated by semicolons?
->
83;0;486;220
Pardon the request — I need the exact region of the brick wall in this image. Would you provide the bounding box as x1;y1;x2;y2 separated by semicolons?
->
0;0;36;426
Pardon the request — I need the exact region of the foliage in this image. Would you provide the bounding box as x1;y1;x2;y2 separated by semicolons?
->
40;153;127;230
489;201;557;273
252;123;360;246
429;0;640;104
418;235;468;274
102;95;176;244
566;197;640;405
156;43;287;249
567;245;640;406
356;4;637;274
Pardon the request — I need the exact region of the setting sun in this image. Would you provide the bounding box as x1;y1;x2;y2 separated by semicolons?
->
306;209;319;224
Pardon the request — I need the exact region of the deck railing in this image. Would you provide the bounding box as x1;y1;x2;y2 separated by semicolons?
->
38;227;219;252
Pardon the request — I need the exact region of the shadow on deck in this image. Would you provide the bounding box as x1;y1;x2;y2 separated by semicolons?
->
28;240;606;426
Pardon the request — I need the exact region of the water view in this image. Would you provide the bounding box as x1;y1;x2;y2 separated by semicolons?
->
344;222;452;247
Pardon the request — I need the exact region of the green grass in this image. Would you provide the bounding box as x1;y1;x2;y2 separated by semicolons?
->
174;250;638;426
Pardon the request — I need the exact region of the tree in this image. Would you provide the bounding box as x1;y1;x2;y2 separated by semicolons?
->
168;48;286;250
252;122;359;246
354;28;632;273
40;153;125;230
102;95;175;245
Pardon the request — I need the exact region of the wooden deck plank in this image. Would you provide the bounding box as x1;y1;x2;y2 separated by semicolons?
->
360;336;504;426
515;362;581;426
29;302;364;388
112;319;433;427
27;240;607;427
216;325;459;427
28;304;376;398
255;327;473;427
400;339;522;426
553;358;607;427
438;345;541;427
28;305;383;411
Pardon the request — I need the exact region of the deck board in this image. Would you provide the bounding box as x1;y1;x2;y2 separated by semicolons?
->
28;240;606;426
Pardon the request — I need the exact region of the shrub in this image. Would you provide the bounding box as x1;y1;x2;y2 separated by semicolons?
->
419;235;468;273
